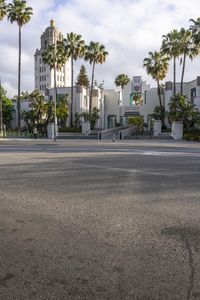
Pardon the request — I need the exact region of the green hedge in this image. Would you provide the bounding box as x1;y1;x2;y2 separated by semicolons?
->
183;130;200;141
58;127;81;133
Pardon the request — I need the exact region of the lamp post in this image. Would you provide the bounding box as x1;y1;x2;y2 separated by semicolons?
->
53;28;57;142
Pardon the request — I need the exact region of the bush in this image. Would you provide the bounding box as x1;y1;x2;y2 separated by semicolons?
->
58;127;81;133
128;116;144;132
183;129;200;141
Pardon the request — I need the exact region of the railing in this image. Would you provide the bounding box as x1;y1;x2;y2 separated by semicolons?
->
98;126;128;140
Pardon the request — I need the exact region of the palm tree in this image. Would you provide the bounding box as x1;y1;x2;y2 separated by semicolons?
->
143;51;169;122
85;41;108;114
179;28;199;95
190;17;200;47
161;29;181;96
114;74;130;104
7;0;33;129
63;33;85;127
42;42;67;140
0;0;7;20
28;90;46;125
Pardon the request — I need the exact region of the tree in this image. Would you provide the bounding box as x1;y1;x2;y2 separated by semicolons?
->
168;94;200;130
85;41;108;114
7;0;33;129
114;74;130;103
56;95;68;127
76;65;90;88
42;42;67;139
63;33;85;127
0;86;13;128
179;28;198;95
143;51;169;122
190;17;200;48
81;106;100;130
148;105;166;123
20;109;35;131
128;116;144;133
28;90;46;125
0;0;7;20
161;29;181;96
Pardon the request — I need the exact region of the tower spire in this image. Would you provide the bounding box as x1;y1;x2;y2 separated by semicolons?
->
50;19;55;28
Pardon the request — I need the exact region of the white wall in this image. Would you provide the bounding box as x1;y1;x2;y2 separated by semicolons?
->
139;88;160;122
104;89;120;129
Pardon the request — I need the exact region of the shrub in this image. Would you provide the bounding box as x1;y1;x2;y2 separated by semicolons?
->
58;127;81;133
128;116;144;132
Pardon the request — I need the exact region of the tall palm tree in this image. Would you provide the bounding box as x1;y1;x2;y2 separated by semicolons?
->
143;51;169;114
85;41;108;114
42;42;67;140
179;28;199;95
190;17;200;47
7;0;33;129
161;29;181;96
114;74;130;104
0;0;7;20
63;32;85;127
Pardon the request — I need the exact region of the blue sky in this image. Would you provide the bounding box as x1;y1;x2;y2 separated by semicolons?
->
0;0;200;96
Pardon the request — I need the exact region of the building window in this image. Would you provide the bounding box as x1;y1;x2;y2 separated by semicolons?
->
191;87;196;103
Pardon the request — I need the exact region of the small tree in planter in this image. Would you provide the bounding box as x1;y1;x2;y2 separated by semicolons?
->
168;94;200;129
148;105;166;129
81;107;100;130
168;94;200;139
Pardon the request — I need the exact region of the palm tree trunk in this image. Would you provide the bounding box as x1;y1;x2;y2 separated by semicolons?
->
53;62;57;141
18;25;22;129
157;80;162;108
173;56;176;96
89;61;95;115
70;56;73;127
157;80;165;127
121;87;123;106
181;53;186;96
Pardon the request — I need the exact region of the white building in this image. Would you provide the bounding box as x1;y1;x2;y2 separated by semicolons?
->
34;20;71;94
164;77;200;111
48;85;104;129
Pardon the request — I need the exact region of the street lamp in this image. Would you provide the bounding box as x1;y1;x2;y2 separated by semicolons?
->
53;30;57;142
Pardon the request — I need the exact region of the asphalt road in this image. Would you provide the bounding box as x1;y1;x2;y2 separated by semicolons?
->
0;139;200;300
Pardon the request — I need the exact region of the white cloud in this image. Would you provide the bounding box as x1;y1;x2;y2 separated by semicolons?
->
0;0;200;97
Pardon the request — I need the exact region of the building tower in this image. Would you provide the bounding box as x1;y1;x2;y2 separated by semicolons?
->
34;20;71;93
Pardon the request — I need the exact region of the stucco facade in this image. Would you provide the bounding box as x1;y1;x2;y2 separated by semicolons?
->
34;20;71;94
